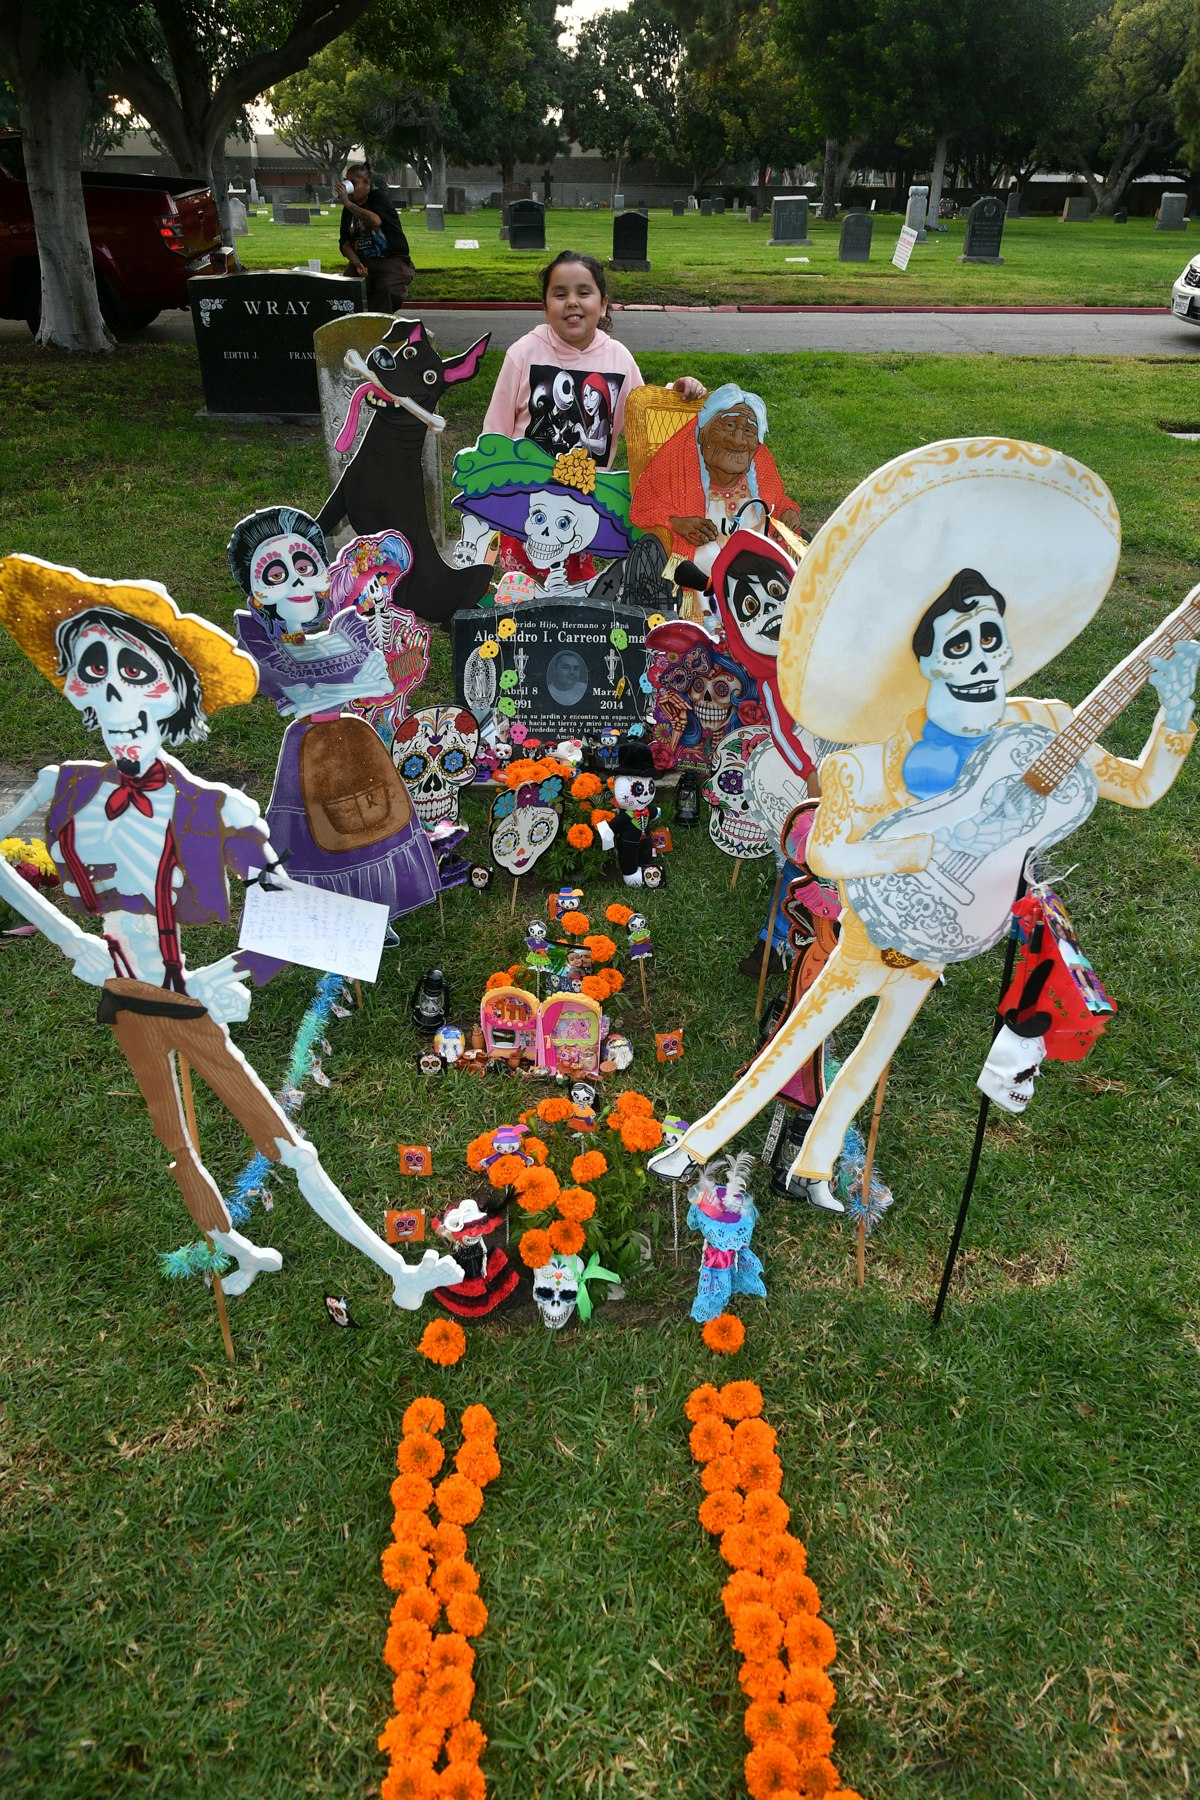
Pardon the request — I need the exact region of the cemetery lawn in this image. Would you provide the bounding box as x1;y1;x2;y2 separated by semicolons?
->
2;341;1200;1800
236;208;1198;309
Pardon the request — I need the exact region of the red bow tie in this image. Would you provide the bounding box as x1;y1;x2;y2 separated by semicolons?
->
105;761;169;819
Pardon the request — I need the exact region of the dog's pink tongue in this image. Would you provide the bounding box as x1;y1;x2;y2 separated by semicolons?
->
335;383;371;453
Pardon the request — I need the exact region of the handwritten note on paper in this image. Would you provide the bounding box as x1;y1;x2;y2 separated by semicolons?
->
239;877;390;983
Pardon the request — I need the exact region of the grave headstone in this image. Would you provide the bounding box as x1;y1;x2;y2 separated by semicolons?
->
453;599;650;742
1113;208;1128;224
686;195;699;212
227;196;249;238
282;206;310;225
1062;197;1090;222
188;271;363;417
713;196;726;215
904;185;929;244
613;192;625;212
768;195;811;246
508;198;546;252
1005;189;1022;219
700;199;713;217
249;178;261;204
271;200;287;223
838;208;873;263
747;206;761;224
672;200;685;217
446;186;467;214
610;208;650;271
426;205;445;232
1157;192;1188;230
959;193;1005;264
488;190;502;209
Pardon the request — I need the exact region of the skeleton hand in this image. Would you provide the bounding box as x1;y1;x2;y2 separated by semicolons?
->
656;689;690;746
189;954;253;1025
542;560;571;594
68;932;117;987
596;820;615;851
1147;640;1200;732
391;1248;465;1310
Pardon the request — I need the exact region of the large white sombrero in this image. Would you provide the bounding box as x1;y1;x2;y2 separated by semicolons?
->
777;438;1121;745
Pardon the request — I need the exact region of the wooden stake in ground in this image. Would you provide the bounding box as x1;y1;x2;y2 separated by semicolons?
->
730;858;741;890
509;876;519;919
638;959;649;1008
755;864;786;1021
855;1062;892;1289
178;1056;235;1363
437;890;445;934
354;979;364;1009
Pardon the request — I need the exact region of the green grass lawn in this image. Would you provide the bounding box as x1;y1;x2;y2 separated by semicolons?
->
236;208;1198;309
1;342;1200;1799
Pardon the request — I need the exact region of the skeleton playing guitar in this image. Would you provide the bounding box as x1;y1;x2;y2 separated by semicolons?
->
843;587;1200;964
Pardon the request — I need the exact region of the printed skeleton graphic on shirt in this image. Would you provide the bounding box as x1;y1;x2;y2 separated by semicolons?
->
526;365;624;464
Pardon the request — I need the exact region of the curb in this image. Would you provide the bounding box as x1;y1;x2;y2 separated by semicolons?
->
409;300;1166;317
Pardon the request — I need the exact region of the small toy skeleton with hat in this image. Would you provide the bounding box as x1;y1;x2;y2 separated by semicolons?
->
594;735;663;886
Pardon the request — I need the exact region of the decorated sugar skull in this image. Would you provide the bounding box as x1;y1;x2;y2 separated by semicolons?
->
489;775;563;875
526;919;549;949
604;1032;633;1070
226;505;330;638
392;706;480;827
433;1024;465;1064
977;1024;1047;1114
719;538;792;665
704;726;773;858
613;765;655;814
916;569;1014;739
531;1254;580;1328
659;643;746;736
60;606;203;771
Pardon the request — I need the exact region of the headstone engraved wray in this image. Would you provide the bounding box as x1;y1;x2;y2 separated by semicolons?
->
451;600;650;740
768;195;811;246
904;184;929;244
508;199;546;252
188;271;365;416
959;194;1006;265
610;209;650;272
838;208;873;263
1157;192;1188;231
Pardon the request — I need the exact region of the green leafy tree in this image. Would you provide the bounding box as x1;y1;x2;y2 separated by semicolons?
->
564;0;682;203
1050;0;1190;212
1177;0;1200;163
775;0;897;215
270;37;363;193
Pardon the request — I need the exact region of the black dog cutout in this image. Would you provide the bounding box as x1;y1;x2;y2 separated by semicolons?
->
317;319;492;625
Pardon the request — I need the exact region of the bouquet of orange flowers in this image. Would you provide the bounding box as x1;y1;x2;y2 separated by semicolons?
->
498;759;616;882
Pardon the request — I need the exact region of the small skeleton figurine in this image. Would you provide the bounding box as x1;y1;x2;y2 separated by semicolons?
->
594;737;663;887
687;1152;767;1324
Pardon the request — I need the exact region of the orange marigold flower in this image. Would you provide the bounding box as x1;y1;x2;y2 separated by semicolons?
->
455;1441;501;1486
742;1490;790;1535
699;1488;744;1535
782;1669;836;1712
783;1612;837;1670
389;1667;424;1713
567;823;594;849
739;1657;789;1703
445;1590;489;1637
460;1403;497;1441
518;1227;553;1269
536;1095;575;1123
685;1383;723;1423
429;1519;469;1562
732;1417;777;1458
620;1115;663;1152
731;1601;785;1663
571;772;603;800
556;1185;597;1223
446;1720;488;1763
423;1664;475;1727
390;1499;435;1540
419;1320;467;1366
392;1584;441;1628
744;1696;790;1744
772;1572;819;1620
744;1740;802;1799
701;1454;742;1494
829;1790;867;1800
435;1473;484;1525
702;1313;746;1355
737;1449;784;1494
397;1430;446;1479
548;1217;585;1255
582;933;616;963
570;1150;608;1182
381;1540;432;1592
513;1165;561;1213
793;1756;840;1795
539;756;574;780
484;970;512;991
410;1723;448;1764
605;902;634;926
382;1615;433;1674
591;807;616;826
722;1569;772;1618
613;1089;653;1117
580;974;610;1002
438;1762;486;1800
719;1523;767;1573
560;909;591;935
381;1759;439;1800
688;1415;734;1462
487;1153;528;1189
427;1631;475;1675
601;968;625;996
504;758;540;787
778;1700;834;1767
465;1133;495;1171
431;1556;480;1601
523;1135;549;1163
719;1380;764;1421
402;1397;446;1437
759;1533;808;1579
392;1460;438;1505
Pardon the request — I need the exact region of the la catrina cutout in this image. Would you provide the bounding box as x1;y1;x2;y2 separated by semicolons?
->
0;554;462;1313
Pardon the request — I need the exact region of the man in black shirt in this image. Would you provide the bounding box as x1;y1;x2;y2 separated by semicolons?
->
339;161;416;311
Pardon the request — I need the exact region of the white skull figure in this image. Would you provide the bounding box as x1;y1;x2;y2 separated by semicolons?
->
392;706;480;827
977;1025;1048;1113
688;659;743;733
918;591;1014;739
489;788;562;875
522;489;600;589
704;727;773;859
62;616;190;770
247;532;329;633
526;919;549;947
531;1254;580;1329
452;512;496;569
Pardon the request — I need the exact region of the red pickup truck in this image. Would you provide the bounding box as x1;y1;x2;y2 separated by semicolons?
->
0;133;223;332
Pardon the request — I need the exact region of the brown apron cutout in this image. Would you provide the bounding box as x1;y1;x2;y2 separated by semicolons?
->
300;715;412;852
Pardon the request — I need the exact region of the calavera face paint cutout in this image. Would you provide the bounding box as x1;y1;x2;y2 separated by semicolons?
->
703;726;773;859
489;776;563;876
392;706;480;827
63;618;190;771
250;533;329;633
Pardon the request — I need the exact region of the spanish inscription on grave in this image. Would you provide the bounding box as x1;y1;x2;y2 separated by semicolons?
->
452;600;651;741
188;272;364;415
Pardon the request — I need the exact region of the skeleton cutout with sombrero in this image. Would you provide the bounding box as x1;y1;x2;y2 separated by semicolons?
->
650;437;1200;1206
0;555;462;1311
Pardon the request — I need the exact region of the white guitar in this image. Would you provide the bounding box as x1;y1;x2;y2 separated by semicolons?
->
843;590;1200;964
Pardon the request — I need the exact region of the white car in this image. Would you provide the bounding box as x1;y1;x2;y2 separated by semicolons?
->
1171;254;1200;324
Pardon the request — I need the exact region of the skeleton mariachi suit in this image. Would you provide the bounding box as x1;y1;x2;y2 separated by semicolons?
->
680;697;1196;1181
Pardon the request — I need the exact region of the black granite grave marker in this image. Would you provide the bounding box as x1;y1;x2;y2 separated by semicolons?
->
959;194;1005;264
188;271;364;416
282;206;310;224
768;195;811;245
838;209;873;262
700;200;713;217
508;199;546;251
713;196;726;215
672;200;685;217
610;208;650;271
453;600;650;741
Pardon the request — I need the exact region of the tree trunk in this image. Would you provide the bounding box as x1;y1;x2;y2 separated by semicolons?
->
819;137;839;220
926;131;949;228
20;59;113;351
208;140;243;270
612;146;624;208
426;126;446;208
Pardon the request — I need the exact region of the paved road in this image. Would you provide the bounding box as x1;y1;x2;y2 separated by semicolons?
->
3;306;1198;357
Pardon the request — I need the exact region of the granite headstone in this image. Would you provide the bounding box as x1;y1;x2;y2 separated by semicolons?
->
446;187;467;214
672;200;685;217
189;271;363;416
1113;208;1128;224
508;198;546;251
1157;192;1188;230
282;206;310;225
426;205;445;232
227;196;248;238
904;185;929;244
959;194;1005;264
610;208;650;271
613;192;625;212
768;195;811;246
1062;197;1090;222
700;199;713;217
1005;189;1022;218
453;600;651;742
713;196;726;215
838;208;873;262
